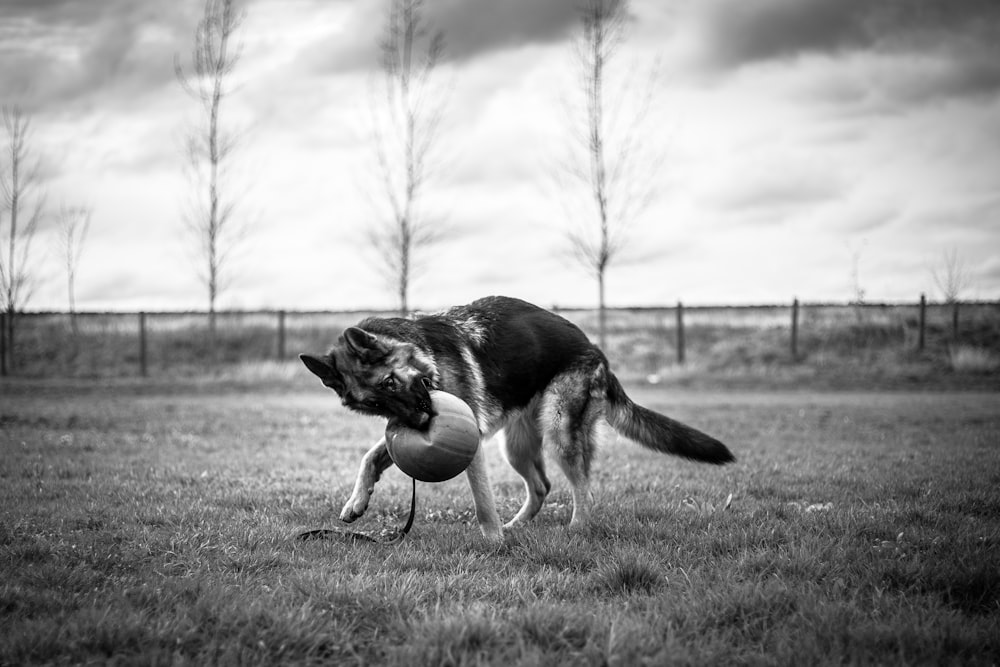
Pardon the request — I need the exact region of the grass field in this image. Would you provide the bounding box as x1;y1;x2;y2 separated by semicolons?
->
2;379;999;665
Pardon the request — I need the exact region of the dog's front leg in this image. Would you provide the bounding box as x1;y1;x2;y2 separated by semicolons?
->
340;437;394;523
465;444;503;543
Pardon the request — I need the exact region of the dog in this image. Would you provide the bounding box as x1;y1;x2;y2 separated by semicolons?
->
300;296;734;542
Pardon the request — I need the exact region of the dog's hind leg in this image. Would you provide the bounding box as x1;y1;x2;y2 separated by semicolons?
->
552;439;593;530
502;408;550;529
340;437;393;523
541;371;602;529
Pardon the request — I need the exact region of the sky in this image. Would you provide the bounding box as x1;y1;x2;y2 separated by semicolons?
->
1;0;998;312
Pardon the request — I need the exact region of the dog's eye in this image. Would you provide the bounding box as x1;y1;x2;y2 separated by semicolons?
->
421;377;433;390
381;376;397;392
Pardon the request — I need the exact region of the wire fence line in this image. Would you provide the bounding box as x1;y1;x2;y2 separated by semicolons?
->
1;297;997;379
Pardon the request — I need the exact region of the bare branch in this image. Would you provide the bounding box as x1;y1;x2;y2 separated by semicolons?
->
932;247;974;303
1;104;47;370
552;0;663;348
56;204;92;317
1;105;46;316
175;0;249;323
365;0;451;315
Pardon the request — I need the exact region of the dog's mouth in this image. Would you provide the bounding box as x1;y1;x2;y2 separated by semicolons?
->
371;401;433;431
397;405;432;430
400;388;434;430
342;386;433;430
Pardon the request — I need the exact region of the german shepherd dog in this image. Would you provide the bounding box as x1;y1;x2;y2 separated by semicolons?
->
300;296;733;542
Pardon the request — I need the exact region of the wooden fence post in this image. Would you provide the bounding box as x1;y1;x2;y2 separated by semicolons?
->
918;293;926;352
791;297;799;361
139;312;148;377
952;301;959;341
277;310;286;360
676;301;685;365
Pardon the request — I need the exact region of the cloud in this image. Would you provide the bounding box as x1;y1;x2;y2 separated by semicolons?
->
428;0;581;61
693;0;871;68
980;255;1000;293
697;153;844;224
901;194;1000;235
691;0;1000;99
0;0;199;110
298;0;584;74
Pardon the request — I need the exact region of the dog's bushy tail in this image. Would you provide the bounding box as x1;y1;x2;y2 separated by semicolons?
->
601;367;734;464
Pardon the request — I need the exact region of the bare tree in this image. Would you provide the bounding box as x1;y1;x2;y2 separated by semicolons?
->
932;247;972;303
1;105;45;374
932;247;974;340
175;0;247;346
367;0;448;316
558;0;660;349
847;239;867;314
56;203;92;334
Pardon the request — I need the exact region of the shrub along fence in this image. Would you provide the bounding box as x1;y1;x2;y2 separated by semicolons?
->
1;297;997;379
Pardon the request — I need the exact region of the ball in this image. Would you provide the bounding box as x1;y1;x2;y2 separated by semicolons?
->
385;390;480;483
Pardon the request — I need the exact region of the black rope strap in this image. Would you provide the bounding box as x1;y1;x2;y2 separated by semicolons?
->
297;477;416;545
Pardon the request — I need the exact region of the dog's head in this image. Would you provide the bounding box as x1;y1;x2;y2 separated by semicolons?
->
300;326;437;429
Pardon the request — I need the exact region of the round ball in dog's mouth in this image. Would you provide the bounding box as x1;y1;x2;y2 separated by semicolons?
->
385;390;480;483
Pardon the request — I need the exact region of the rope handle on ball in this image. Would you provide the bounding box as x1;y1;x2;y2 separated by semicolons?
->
297;477;416;544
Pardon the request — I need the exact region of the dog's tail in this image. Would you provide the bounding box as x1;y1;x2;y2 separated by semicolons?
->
600;365;734;464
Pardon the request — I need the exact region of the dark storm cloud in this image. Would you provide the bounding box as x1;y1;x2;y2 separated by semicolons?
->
429;0;583;60
696;0;871;67
0;0;201;109
692;0;1000;105
0;0;105;22
865;0;1000;101
696;0;1000;66
302;0;584;73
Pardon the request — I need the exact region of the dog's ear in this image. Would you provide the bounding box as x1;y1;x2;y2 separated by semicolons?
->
299;353;345;392
343;327;389;362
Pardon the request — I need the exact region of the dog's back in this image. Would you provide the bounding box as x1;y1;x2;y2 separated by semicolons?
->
425;296;733;465
436;296;596;410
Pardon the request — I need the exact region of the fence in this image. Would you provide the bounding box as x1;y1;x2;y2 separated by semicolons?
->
1;297;998;379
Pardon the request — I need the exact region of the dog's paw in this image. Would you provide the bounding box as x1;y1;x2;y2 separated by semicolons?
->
339;493;370;523
480;523;504;545
502;518;525;531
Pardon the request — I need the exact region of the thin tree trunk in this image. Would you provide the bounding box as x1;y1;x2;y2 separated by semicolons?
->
4;307;12;374
6;150;16;369
399;239;409;316
598;267;607;350
1;309;7;376
208;35;222;360
399;3;415;316
68;265;78;336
